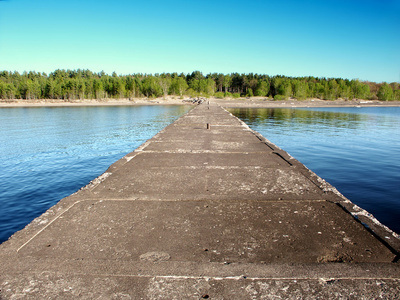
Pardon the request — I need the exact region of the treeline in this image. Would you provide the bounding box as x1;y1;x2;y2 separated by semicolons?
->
0;69;399;101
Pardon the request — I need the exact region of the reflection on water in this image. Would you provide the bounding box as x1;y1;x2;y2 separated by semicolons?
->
234;107;369;132
0;105;192;243
230;107;400;234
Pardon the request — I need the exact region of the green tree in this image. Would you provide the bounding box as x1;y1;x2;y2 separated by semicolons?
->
170;77;188;96
202;78;216;96
231;73;243;94
159;76;171;98
77;80;85;99
248;78;258;94
3;83;16;99
124;76;135;98
337;79;350;99
111;77;125;98
93;78;104;99
188;78;201;93
326;79;339;100
377;83;393;101
223;75;232;93
394;89;400;100
255;80;270;97
351;80;370;99
292;80;308;100
314;82;325;99
64;79;78;99
141;76;162;98
85;80;93;99
277;79;292;99
18;80;28;99
0;69;393;101
133;77;143;97
214;73;224;92
271;77;284;97
187;71;204;82
0;80;6;99
53;80;62;99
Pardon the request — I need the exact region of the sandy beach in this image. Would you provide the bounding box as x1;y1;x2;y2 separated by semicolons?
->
214;97;400;108
0;96;186;108
1;96;400;108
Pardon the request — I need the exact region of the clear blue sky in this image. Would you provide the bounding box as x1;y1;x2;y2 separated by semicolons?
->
0;0;399;82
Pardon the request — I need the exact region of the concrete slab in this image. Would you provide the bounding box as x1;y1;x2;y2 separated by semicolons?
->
125;152;290;168
15;200;395;263
91;166;325;200
1;272;399;300
142;137;269;153
152;127;258;143
1;102;399;299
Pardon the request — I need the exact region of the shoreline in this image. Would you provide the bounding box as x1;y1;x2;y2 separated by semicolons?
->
0;97;187;108
214;97;400;108
1;97;400;108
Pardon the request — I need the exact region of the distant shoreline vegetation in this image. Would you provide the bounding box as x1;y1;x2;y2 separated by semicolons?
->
0;70;399;101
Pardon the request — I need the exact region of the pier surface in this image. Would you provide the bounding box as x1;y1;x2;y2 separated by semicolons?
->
1;102;399;299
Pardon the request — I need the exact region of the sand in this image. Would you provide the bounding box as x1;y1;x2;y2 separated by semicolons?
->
1;96;399;108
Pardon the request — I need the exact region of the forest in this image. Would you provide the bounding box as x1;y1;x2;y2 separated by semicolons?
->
0;69;399;101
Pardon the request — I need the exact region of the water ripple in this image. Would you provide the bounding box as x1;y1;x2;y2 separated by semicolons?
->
230;106;400;234
0;105;192;243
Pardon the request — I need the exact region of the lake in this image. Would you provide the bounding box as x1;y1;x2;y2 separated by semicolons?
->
229;106;400;235
0;105;192;243
1;105;399;244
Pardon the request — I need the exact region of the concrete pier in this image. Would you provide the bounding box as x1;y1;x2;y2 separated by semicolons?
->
1;102;399;299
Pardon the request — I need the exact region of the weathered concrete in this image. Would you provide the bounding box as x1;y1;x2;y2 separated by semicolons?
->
1;102;399;299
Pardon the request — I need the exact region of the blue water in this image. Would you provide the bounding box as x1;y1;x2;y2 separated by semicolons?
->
230;106;400;234
0;105;192;244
